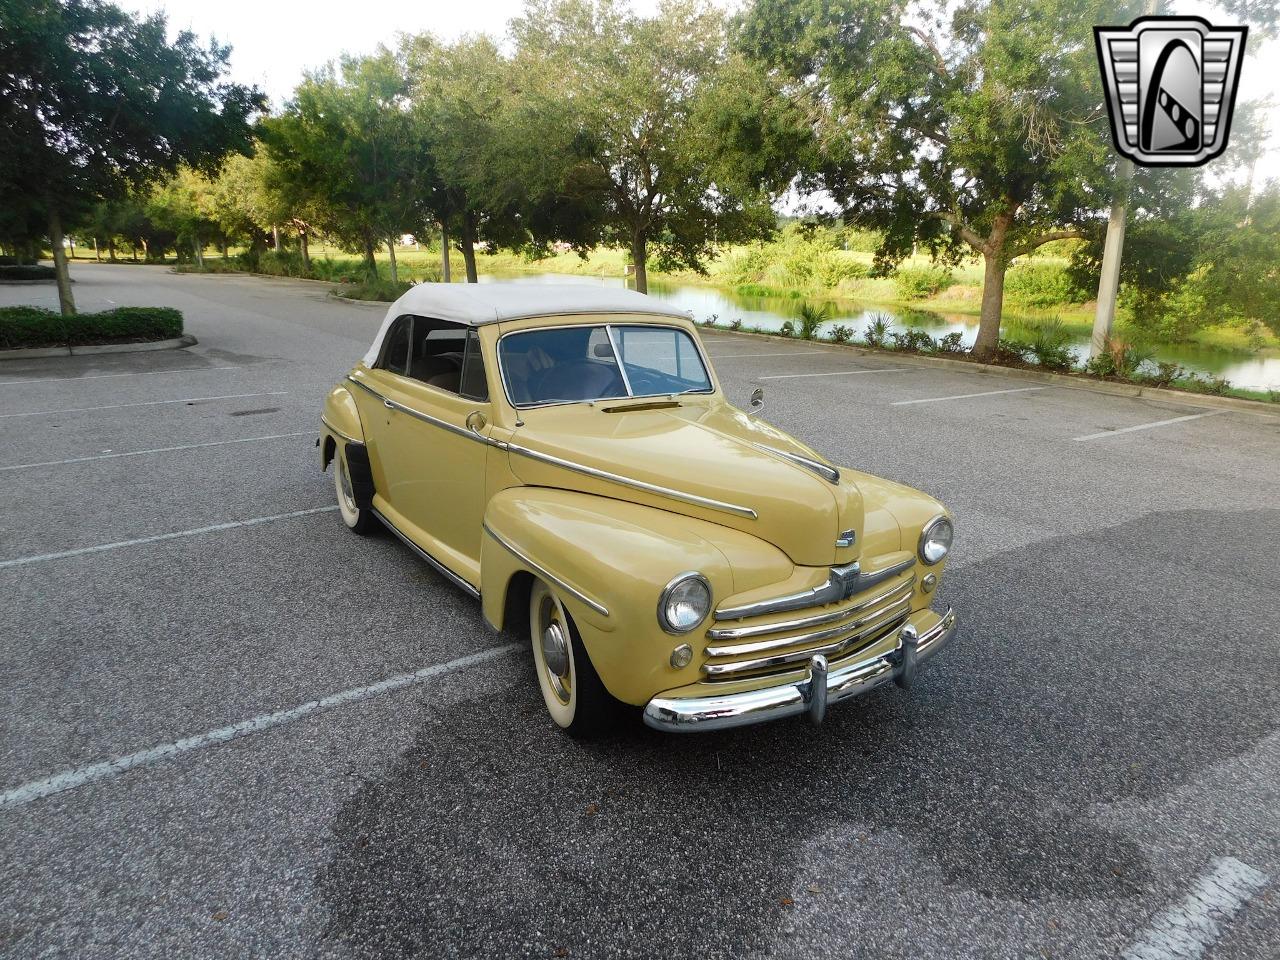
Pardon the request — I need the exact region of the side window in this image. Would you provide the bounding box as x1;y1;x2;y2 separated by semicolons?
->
377;316;411;375
459;329;489;401
406;315;468;393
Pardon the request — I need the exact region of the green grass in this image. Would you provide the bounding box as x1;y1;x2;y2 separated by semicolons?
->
0;305;183;349
332;278;415;302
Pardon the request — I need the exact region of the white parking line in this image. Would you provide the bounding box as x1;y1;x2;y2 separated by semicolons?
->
1123;857;1269;960
0;390;287;419
707;350;825;359
0;644;520;810
0;431;312;472
0;505;338;570
759;368;909;380
1073;410;1228;442
0;365;242;386
892;386;1045;406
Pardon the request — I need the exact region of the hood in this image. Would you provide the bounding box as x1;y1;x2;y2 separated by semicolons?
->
505;399;862;567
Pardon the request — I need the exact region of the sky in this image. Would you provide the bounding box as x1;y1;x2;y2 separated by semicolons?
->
117;0;1280;187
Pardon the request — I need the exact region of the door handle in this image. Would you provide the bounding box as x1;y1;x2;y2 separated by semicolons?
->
383;399;395;410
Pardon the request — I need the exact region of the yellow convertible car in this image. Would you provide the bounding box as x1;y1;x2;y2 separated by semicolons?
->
320;284;956;735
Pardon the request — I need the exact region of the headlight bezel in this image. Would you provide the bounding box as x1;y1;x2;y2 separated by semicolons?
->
657;571;713;635
918;515;954;566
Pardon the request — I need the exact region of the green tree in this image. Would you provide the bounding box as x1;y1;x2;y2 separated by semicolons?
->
739;0;1132;359
262;52;422;281
147;169;219;266
0;0;263;313
511;0;781;293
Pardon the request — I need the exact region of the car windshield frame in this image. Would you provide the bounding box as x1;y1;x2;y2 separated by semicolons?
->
496;321;715;410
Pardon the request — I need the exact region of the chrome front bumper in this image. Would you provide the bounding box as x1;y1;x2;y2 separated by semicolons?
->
642;607;958;733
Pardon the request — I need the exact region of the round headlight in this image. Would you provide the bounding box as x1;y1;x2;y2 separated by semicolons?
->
658;573;712;634
919;516;953;565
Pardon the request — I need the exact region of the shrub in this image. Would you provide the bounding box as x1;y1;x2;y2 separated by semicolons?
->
1004;263;1086;307
936;332;966;353
992;339;1030;365
796;301;831;339
701;313;718;327
863;312;891;347
0;263;57;281
334;279;414;302
889;329;936;352
729;318;743;331
892;265;954;300
813;252;869;288
1085;336;1153;380
1145;361;1185;388
778;320;796;338
1180;372;1232;395
0;305;182;349
830;324;853;343
1026;319;1076;371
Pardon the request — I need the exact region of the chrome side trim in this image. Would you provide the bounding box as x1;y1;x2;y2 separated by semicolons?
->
482;522;610;617
505;443;758;520
320;416;362;446
744;441;840;484
714;556;916;621
701;600;911;677
705;576;915;643
346;376;508;449
373;507;480;599
643;608;957;733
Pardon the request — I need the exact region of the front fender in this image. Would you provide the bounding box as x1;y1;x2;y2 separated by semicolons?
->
320;383;365;469
480;487;793;705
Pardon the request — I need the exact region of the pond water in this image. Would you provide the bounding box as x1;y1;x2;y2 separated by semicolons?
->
477;271;1280;391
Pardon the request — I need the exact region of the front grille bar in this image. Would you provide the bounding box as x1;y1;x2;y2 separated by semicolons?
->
705;576;915;644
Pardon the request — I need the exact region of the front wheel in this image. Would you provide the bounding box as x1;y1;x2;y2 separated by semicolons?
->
528;578;617;737
334;445;374;535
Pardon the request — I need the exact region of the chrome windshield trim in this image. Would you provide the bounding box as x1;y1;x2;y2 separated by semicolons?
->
320;416;362;446
744;442;840;484
483;523;610;617
714;556;916;621
495;321;716;411
505;442;758;520
346;375;506;449
704;593;913;660
706;576;915;642
373;507;479;599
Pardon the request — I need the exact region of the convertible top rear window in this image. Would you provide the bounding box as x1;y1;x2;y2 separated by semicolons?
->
499;324;712;408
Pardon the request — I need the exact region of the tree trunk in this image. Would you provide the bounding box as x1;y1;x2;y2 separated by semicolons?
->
47;206;76;316
461;211;478;283
362;232;378;280
93;237;100;261
971;250;1008;361
630;232;648;294
299;228;310;273
193;236;204;268
440;222;451;282
108;238;117;262
272;225;280;250
386;240;398;283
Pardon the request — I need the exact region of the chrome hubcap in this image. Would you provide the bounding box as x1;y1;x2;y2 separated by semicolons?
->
338;458;356;512
536;595;572;705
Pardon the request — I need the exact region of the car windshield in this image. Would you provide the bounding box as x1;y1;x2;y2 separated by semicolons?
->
498;324;713;407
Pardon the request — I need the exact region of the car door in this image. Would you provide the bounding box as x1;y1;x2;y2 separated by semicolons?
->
363;315;493;587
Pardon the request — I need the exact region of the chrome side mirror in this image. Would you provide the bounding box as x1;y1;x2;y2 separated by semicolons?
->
748;387;765;417
466;410;488;436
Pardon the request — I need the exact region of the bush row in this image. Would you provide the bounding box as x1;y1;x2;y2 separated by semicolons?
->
0;306;183;349
0;263;57;281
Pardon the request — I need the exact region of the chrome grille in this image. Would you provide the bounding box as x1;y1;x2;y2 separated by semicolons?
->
701;575;914;682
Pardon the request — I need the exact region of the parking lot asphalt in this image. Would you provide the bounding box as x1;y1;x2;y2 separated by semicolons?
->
2;263;1278;959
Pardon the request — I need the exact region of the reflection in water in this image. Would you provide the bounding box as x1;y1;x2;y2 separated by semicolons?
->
477;271;1280;391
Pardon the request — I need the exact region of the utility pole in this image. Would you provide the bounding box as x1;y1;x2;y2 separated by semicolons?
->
1090;0;1158;359
1089;158;1134;358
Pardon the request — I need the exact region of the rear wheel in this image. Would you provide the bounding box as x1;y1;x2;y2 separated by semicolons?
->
528;578;616;737
334;444;374;535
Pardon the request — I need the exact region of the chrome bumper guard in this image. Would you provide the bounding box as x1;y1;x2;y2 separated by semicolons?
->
642;608;958;733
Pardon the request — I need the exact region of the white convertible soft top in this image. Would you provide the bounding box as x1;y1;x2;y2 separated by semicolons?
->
360;282;693;366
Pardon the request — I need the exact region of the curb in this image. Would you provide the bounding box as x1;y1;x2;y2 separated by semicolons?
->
704;328;1280;418
331;294;392;306
0;334;197;361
